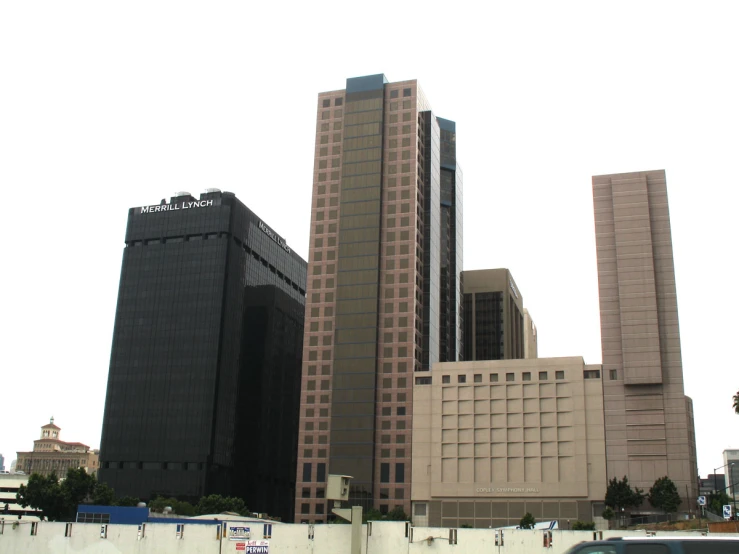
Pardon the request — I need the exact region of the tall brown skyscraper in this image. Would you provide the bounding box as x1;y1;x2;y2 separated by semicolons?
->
295;74;463;522
592;170;698;504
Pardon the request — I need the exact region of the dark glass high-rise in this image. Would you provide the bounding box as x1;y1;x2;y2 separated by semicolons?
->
99;190;306;522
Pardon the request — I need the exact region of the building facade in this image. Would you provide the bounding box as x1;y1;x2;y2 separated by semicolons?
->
295;74;463;522
723;449;739;501
461;269;528;361
411;358;606;527
524;309;538;359
16;419;99;478
592;170;698;504
0;473;42;519
98;190;306;522
0;453;4;472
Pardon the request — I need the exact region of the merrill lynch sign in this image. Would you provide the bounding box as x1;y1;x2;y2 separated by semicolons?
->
258;220;291;253
476;487;540;494
140;199;215;214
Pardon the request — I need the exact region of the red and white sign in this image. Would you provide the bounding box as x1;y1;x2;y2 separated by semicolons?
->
236;543;246;551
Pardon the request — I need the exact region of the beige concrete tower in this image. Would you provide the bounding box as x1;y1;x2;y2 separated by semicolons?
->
592;170;698;506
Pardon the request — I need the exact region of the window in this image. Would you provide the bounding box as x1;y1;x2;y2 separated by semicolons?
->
415;376;431;385
571;547;617;554
522;372;531;381
584;370;601;379
335;97;343;106
414;503;427;516
317;463;326;482
490;373;499;382
390;89;399;98
506;373;515;382
556;371;565;380
624;545;669;554
539;371;548;380
403;88;411;97
397;407;406;416
302;463;312;482
395;463;405;483
380;463;390;483
442;375;450;384
301;503;310;514
609;369;618;380
458;375;466;384
474;374;482;383
322;99;330;108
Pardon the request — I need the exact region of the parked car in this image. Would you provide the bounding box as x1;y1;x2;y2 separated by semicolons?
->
564;536;739;554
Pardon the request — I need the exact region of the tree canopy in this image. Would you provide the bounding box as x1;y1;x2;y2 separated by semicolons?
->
708;490;731;516
519;512;536;529
604;476;644;512
16;468;108;521
733;390;739;415
195;494;248;516
647;476;681;513
149;496;196;516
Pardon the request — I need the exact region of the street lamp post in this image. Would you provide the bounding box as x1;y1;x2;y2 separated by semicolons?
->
713;462;735;494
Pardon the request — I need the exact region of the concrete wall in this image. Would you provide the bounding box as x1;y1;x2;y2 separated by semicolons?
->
3;519;734;554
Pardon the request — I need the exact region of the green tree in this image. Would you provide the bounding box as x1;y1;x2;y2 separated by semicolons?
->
571;520;596;530
601;506;615;521
708;490;731;515
363;508;384;522
147;496;196;516
91;482;116;506
195;494;249;516
385;507;409;521
605;476;644;512
16;473;66;521
519;512;536;529
61;468;96;510
116;496;140;507
648;476;681;514
173;499;196;516
733;390;739;415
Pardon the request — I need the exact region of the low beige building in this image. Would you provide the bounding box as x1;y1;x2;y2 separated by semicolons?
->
16;419;99;478
412;357;606;528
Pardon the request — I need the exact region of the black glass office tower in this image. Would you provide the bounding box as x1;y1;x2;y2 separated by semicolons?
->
99;190;306;522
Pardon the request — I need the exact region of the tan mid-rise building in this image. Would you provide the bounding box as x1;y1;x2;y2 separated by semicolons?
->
16;419;99;478
592;170;698;504
412;357;606;527
462;269;530;361
524;309;538;359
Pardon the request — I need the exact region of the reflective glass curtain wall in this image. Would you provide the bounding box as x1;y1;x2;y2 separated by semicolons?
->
329;75;387;508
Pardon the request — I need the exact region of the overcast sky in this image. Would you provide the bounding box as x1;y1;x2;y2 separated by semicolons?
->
1;1;737;482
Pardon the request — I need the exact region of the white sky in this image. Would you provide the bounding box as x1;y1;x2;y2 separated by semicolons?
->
1;1;737;482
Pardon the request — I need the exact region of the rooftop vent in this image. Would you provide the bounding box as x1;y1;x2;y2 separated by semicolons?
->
174;191;191;197
205;188;221;193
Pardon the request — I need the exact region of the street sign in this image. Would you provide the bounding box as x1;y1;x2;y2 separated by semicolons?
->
723;505;733;519
697;496;706;506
